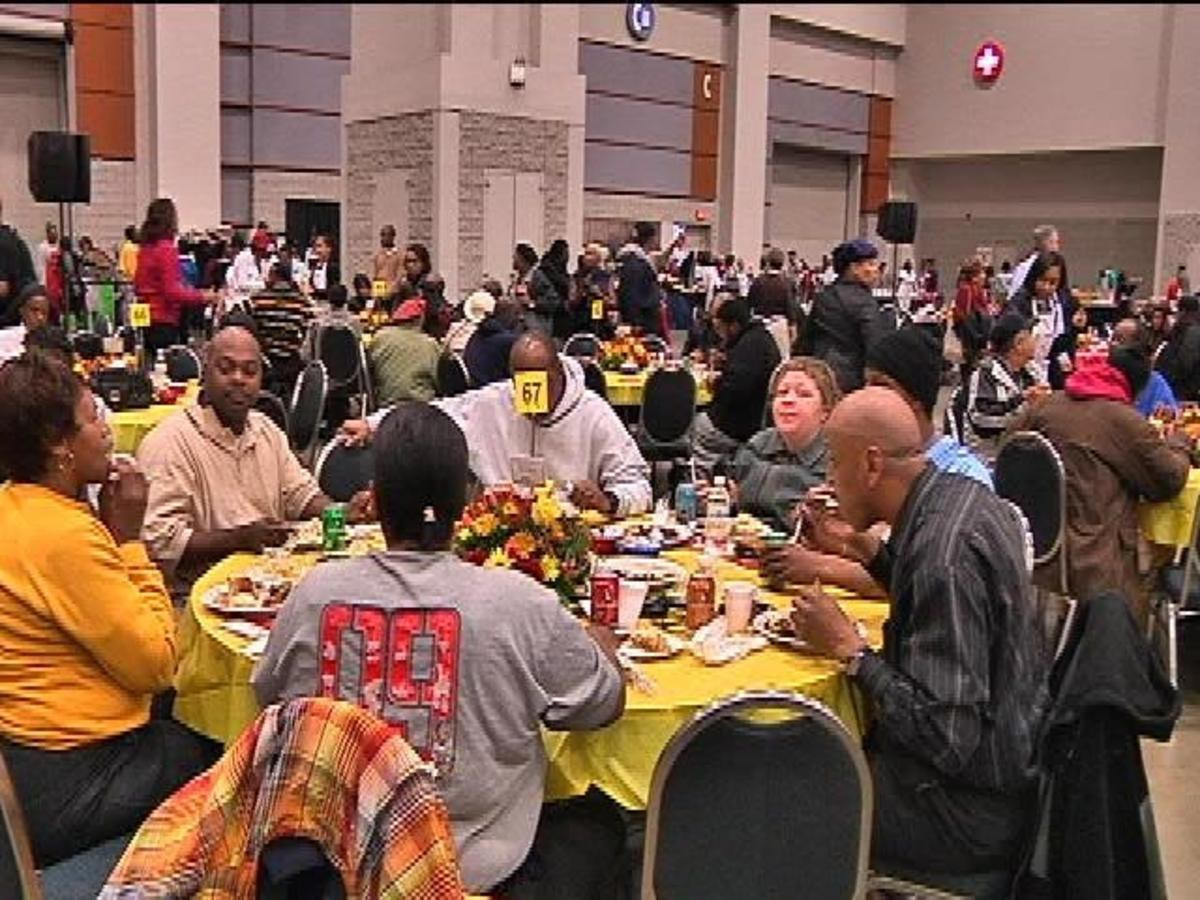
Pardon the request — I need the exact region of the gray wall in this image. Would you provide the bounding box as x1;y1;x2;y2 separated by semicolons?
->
219;3;350;225
893;148;1163;296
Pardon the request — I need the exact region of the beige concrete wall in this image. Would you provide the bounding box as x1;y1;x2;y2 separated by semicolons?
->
768;17;897;97
579;3;729;62
74;159;137;253
894;4;1168;158
771;4;905;47
1157;5;1200;287
149;4;220;230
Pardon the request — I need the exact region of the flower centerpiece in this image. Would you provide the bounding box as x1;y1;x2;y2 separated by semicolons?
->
598;336;652;372
453;483;592;604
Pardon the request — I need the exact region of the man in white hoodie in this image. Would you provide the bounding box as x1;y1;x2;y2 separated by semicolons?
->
343;331;653;516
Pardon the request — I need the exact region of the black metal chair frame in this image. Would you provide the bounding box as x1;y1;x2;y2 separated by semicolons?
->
1149;486;1200;686
0;753;40;899
995;430;1069;594
317;325;373;416
289;360;329;468
436;353;470;399
254;390;290;434
642;690;873;900
563;332;600;360
164;344;203;382
314;439;374;503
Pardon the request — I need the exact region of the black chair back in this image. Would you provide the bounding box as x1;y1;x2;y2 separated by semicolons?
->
994;431;1068;591
164;345;202;382
289;361;328;464
0;753;40;899
255;390;290;433
642;334;669;357
943;384;968;445
436;354;469;398
563;333;600;359
582;361;608;400
257;836;346;900
640;368;696;444
72;331;103;361
317;326;362;389
314;440;375;502
644;691;870;900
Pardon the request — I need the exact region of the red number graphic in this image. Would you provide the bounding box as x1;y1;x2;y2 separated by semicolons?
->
319;604;462;772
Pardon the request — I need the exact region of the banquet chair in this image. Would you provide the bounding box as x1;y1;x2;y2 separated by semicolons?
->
582;360;608;401
563;333;600;360
436;354;470;398
1150;486;1200;686
315;440;375;503
642;690;871;900
941;385;967;445
636;368;696;494
994;431;1069;594
289;361;328;469
255;390;290;433
317;326;372;415
0;751;40;898
165;344;202;382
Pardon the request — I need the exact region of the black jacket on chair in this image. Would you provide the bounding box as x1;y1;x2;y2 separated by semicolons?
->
1016;591;1178;900
709;320;782;443
800;277;889;393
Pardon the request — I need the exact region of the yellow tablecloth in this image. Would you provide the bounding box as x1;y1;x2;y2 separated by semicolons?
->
174;549;887;810
604;370;713;408
109;383;200;454
1140;467;1200;549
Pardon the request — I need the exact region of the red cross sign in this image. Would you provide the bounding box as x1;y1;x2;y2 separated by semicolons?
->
973;41;1004;85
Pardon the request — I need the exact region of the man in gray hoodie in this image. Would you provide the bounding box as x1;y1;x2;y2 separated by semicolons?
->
344;331;653;516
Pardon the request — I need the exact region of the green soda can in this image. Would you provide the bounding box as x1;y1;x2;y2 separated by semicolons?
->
322;504;347;552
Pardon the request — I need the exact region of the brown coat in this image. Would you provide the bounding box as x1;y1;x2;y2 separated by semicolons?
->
1011;393;1189;617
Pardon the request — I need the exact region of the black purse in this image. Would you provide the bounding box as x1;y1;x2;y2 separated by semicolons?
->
90;367;154;411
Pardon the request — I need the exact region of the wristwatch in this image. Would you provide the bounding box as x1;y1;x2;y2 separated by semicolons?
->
843;646;871;678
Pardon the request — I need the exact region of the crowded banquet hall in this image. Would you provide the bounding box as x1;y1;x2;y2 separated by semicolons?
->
2;3;1200;898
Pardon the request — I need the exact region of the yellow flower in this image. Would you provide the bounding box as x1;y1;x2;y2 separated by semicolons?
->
541;555;561;582
455;527;473;544
485;548;512;568
532;492;561;528
473;512;499;537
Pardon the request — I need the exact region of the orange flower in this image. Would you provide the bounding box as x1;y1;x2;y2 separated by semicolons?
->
505;532;537;560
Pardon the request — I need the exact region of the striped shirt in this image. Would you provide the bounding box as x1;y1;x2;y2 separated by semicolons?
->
859;466;1050;792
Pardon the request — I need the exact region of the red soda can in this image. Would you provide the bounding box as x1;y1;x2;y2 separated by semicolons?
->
590;572;619;626
686;573;716;630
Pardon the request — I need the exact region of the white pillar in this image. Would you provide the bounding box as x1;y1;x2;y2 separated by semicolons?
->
719;5;769;263
566;122;585;255
147;4;220;230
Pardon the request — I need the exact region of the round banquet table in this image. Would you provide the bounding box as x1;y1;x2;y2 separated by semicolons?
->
603;369;713;409
109;382;200;454
173;544;887;810
1140;467;1200;550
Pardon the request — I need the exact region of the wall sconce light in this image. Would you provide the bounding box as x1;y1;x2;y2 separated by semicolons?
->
509;57;527;88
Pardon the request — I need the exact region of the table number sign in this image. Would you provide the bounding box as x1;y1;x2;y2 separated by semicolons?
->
372;280;390;299
592;298;605;321
130;303;151;328
513;370;550;416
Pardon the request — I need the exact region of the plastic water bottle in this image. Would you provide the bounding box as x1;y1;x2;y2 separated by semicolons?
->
704;476;733;554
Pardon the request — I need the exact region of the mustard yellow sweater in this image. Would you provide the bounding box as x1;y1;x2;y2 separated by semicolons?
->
0;483;177;749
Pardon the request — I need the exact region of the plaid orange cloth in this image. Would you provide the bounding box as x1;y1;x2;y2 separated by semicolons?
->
100;698;465;898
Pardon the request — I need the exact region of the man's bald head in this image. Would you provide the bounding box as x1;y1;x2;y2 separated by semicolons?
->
825;387;928;530
205;323;264;432
827;386;925;456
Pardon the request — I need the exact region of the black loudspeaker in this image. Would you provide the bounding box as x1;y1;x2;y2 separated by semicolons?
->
28;132;91;203
876;201;917;244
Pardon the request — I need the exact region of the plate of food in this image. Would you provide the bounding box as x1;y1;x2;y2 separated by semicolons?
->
615;521;694;551
203;572;292;615
593;556;689;589
285;520;324;552
618;622;687;661
752;608;808;650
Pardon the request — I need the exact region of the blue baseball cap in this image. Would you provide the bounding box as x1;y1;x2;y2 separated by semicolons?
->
832;239;879;275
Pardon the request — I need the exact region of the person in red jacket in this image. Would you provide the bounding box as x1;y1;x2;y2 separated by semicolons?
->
133;198;214;354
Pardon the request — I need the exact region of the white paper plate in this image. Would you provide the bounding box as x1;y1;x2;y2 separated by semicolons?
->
202;585;284;616
594;556;688;587
619;632;686;661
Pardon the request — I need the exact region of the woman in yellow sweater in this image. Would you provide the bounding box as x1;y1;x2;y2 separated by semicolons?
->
0;352;216;865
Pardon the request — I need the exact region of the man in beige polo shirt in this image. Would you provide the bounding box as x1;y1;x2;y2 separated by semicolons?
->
139;320;367;593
